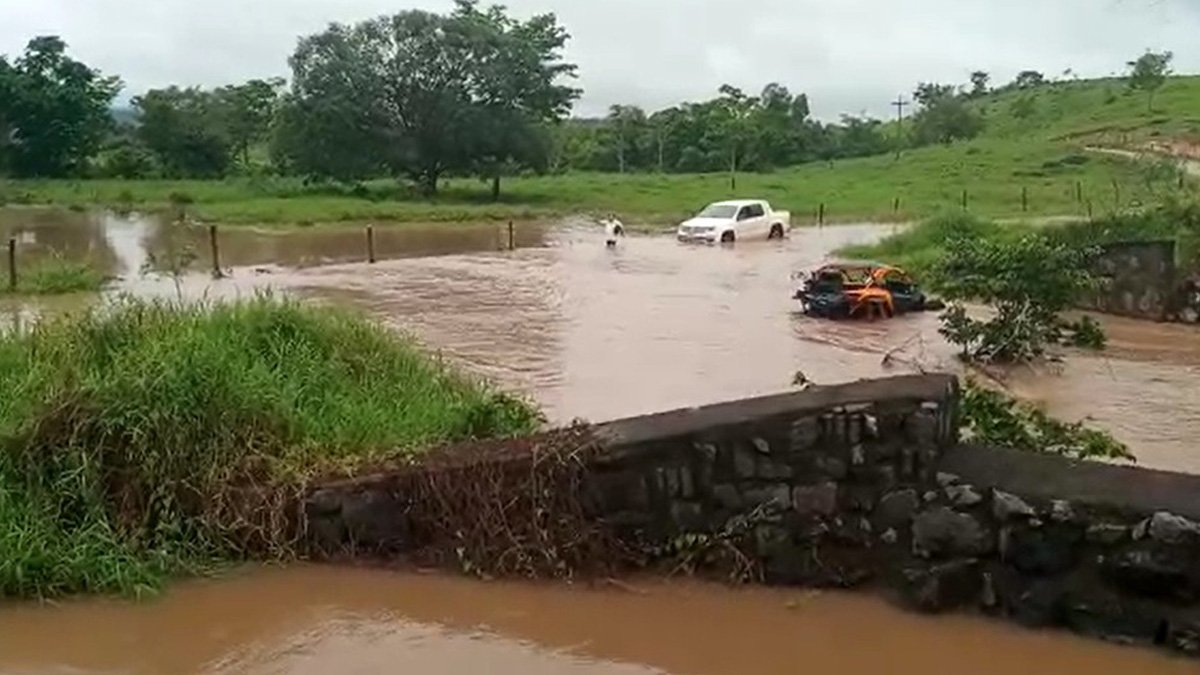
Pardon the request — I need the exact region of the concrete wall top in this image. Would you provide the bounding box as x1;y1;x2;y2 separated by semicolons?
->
594;373;958;449
942;444;1200;522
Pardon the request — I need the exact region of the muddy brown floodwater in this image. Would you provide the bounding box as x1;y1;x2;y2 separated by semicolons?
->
3;209;1200;673
1;566;1196;675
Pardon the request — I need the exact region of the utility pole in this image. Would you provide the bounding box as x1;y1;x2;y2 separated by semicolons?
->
891;95;910;161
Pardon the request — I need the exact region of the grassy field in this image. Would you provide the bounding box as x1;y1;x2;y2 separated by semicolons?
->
1;76;1198;227
0;296;540;598
840;201;1200;285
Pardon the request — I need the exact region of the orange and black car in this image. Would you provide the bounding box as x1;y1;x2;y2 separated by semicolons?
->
793;261;931;320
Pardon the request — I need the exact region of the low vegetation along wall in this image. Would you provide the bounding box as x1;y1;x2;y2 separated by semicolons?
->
305;374;1200;658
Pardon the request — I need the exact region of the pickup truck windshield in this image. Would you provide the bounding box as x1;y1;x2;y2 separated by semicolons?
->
698;204;739;218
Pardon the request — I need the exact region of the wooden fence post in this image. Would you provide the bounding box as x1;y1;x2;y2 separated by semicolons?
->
818;203;826;226
209;225;223;278
1021;186;1028;212
508;221;515;250
366;225;377;264
893;197;900;213
961;189;968;211
7;238;15;291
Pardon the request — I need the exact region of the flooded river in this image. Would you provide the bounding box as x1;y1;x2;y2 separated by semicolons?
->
4;209;1200;471
1;566;1195;675
3;209;1200;673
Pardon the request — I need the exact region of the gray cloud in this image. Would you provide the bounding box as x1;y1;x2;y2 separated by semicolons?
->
2;0;1196;120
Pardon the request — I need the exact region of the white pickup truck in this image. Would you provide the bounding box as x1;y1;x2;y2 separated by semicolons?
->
676;199;791;244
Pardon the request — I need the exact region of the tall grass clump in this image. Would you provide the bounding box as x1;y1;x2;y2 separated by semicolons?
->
4;257;106;295
838;212;1025;280
0;294;541;599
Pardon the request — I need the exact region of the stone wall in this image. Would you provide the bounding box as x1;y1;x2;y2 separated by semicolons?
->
304;373;1200;658
1085;240;1177;320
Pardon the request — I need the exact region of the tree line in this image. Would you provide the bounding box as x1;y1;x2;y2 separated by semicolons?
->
0;3;1177;196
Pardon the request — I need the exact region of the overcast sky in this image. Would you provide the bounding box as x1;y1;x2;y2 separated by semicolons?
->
2;0;1197;120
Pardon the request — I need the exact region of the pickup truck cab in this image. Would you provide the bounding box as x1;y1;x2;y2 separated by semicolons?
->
676;200;791;244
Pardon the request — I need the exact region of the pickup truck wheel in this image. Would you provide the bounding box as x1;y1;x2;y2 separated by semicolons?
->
768;224;784;240
720;231;736;244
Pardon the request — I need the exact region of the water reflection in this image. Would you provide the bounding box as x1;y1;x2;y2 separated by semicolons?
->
0;566;1192;675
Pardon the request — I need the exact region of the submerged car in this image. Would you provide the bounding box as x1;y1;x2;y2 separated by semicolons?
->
793;261;931;319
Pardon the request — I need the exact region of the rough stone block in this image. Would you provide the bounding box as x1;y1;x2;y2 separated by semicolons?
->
744;484;791;510
1169;620;1200;655
1104;546;1198;601
902;559;982;613
1005;525;1081;576
678;466;696;499
712;484;742;511
906;410;939;448
936;472;961;487
992;490;1036;521
1145;512;1200;545
1086;523;1130;546
341;488;408;547
875;489;920;529
754;524;792;558
843;485;877;513
732;445;758;479
670;501;706;531
789;416;821;453
1061;590;1168;646
793;482;838;517
850;444;866;466
1049;500;1077;524
945;484;983;507
912;507;990;558
817;456;848;480
306;488;344;517
757;457;794;480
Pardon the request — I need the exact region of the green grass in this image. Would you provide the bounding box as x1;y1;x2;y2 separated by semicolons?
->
2;76;1199;227
841;199;1200;284
0;295;541;599
2;257;107;295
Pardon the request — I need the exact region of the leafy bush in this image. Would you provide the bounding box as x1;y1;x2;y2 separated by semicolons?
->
960;380;1132;461
933;233;1100;362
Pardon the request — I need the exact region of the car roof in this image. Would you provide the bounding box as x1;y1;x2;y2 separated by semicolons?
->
709;199;765;207
816;260;908;274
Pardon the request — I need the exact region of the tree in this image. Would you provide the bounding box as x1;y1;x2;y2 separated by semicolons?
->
913;82;957;108
0;36;121;177
833;115;889;158
910;83;984;146
606;105;647;173
134;87;232;178
716;84;759;189
1012;70;1045;89
934;229;1099;363
1127;50;1173;113
969;71;990;98
216;78;284;167
280;1;578;194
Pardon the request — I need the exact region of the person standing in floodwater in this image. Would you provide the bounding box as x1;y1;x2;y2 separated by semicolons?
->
602;214;625;248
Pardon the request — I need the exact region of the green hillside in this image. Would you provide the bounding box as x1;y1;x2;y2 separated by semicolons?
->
3;76;1197;227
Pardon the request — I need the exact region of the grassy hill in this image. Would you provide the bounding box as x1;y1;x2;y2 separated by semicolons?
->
3;76;1198;227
